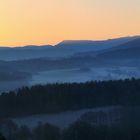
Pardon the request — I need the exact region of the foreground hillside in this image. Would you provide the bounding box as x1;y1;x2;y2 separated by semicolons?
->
1;79;140;140
12;106;119;129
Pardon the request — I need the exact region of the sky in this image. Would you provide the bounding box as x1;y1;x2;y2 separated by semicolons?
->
0;0;140;47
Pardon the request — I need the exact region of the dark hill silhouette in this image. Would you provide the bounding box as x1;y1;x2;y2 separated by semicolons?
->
97;38;140;59
56;36;140;51
0;36;139;61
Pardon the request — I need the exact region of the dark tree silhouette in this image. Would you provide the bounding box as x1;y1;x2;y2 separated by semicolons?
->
0;133;6;140
0;78;140;118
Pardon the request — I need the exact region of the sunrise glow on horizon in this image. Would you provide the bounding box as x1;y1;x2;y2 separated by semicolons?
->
0;0;140;47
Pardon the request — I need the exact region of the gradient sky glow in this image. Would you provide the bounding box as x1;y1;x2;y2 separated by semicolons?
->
0;0;140;46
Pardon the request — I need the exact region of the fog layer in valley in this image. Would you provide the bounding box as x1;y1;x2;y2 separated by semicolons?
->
30;67;140;85
0;36;140;92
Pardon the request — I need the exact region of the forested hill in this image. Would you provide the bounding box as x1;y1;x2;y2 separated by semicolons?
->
0;78;140;118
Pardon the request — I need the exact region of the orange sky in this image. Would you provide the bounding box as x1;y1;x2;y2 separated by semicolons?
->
0;0;140;47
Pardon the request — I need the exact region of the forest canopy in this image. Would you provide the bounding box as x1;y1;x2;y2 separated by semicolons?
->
0;78;140;118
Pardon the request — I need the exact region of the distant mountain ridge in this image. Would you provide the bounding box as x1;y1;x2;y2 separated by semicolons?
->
0;36;140;61
96;38;140;60
55;36;140;50
0;36;140;50
0;36;140;92
114;37;140;49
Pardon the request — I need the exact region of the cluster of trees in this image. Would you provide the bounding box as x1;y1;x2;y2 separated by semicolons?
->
0;78;140;118
1;117;140;140
0;134;6;140
0;120;60;140
62;121;140;140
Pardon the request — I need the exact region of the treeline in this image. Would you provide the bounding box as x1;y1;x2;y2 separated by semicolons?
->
1;118;140;140
0;78;140;118
0;134;5;140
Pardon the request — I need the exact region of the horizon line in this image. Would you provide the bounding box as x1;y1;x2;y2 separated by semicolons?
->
0;35;140;48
